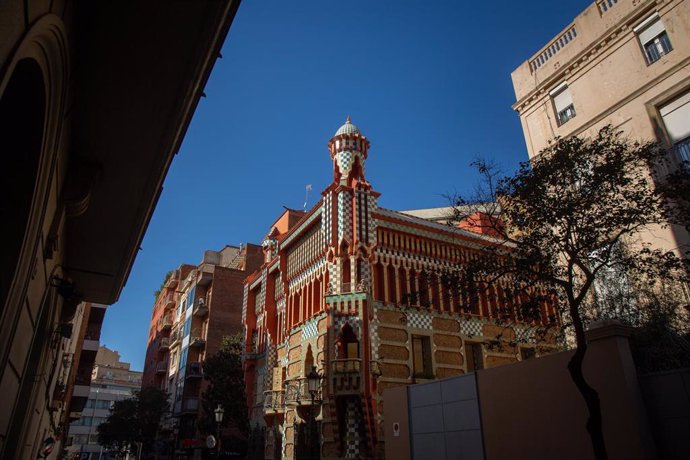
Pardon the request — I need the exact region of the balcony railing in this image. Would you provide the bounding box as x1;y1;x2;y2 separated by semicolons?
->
263;390;285;413
182;397;199;413
189;329;206;348
331;359;361;394
284;378;322;405
155;362;167;374
332;358;361;373
193;300;208;317
159;315;173;330
185;362;203;379
159;337;170;350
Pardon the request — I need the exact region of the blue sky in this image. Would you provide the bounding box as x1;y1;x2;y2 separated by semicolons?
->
100;0;593;370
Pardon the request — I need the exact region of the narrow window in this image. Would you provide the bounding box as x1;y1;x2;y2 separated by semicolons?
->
550;83;576;126
465;342;484;372
412;335;432;378
659;90;690;162
635;14;672;64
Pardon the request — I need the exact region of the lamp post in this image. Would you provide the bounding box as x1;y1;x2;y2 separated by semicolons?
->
306;366;321;460
214;404;224;458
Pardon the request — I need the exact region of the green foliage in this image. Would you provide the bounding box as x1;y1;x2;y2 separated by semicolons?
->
154;270;174;300
97;386;169;457
199;333;249;439
451;126;685;460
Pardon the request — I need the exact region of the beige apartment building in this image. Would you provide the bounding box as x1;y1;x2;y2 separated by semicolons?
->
511;0;690;254
66;347;142;460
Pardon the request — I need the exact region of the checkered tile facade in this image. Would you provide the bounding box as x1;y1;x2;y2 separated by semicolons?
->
338;191;353;243
514;324;536;343
460;318;484;337
322;193;333;244
345;399;362;459
286;223;324;279
406;310;433;330
242;284;249;324
288;258;326;292
336;150;354;178
301;317;319;340
333;315;361;341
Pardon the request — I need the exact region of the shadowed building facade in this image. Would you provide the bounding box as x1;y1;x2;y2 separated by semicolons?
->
0;1;241;457
243;119;560;459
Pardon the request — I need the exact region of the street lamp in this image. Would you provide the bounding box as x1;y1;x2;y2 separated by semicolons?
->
214;404;224;458
306;366;321;459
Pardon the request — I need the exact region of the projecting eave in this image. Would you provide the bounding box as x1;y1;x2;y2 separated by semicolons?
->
65;1;241;304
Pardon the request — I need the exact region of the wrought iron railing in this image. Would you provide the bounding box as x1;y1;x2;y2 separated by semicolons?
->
284;378;322;405
263;390;286;412
331;358;361;373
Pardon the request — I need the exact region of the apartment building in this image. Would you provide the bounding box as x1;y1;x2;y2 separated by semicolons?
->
0;2;241;458
65;347;142;460
242;119;561;459
511;0;690;253
142;245;262;453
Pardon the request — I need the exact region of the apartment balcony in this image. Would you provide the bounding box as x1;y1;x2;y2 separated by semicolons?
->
331;359;362;394
164;293;175;311
185;362;203;379
159;337;170;351
155;361;167;374
181;397;199;414
263;390;286;414
192;299;208;317
196;265;214;286
284;378;322;406
159;315;173;331
169;329;181;348
189;329;206;348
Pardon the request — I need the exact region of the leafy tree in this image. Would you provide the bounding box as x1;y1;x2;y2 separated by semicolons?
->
98;386;170;457
450;126;684;460
200;333;249;447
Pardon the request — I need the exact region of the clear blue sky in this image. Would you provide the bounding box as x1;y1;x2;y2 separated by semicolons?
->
100;0;593;370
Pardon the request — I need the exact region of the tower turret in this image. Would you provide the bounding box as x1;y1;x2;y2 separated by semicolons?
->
327;116;371;186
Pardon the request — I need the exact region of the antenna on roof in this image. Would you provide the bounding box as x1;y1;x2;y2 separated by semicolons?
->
303;184;312;211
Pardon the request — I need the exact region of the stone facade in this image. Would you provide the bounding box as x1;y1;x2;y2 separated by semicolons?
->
243;119;560;459
511;0;690;255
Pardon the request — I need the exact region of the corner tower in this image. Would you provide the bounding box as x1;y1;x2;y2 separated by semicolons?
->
327;116;370;187
322;117;378;296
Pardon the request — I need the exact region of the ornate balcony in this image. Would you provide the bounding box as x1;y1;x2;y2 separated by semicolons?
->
331;358;362;394
284;378;322;406
155;361;167;374
159;337;170;351
263;390;286;414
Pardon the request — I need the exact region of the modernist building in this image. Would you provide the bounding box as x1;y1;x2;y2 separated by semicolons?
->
511;0;690;253
142;245;262;452
0;1;240;458
66;347;142;460
243;119;560;459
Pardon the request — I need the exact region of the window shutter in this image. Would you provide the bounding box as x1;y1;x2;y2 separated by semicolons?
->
660;92;690;142
638;19;665;45
553;87;573;113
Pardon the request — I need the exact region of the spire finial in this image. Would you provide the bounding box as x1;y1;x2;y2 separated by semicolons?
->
346;115;351;124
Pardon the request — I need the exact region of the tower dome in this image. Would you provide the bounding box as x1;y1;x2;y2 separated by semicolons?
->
334;116;360;136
